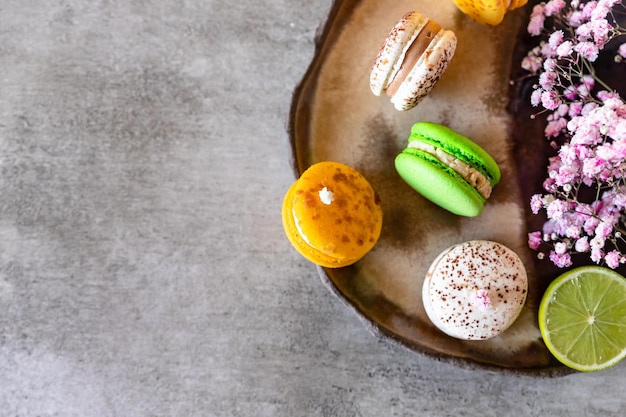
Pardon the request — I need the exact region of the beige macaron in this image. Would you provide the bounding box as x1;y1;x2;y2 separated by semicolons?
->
370;11;457;111
422;240;528;340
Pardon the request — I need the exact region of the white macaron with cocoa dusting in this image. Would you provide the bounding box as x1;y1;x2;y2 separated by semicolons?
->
422;240;528;340
370;11;457;111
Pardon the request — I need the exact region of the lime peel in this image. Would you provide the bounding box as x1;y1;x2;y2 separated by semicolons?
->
539;266;626;372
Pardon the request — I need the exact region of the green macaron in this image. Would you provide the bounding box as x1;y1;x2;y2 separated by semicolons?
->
394;122;501;217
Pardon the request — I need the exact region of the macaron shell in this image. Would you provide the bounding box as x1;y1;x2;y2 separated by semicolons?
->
422;240;528;340
390;29;457;111
282;182;348;267
451;0;508;26
508;0;528;11
369;12;429;96
409;121;501;186
395;149;485;217
282;162;383;268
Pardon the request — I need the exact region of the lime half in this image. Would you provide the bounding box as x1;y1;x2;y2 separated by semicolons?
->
539;266;626;372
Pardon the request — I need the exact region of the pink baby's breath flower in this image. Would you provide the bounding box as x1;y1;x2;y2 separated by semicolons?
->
547;198;569;219
556;40;574;57
605;250;621;268
549;30;565;49
590;19;611;47
582;1;599;19
584;216;601;235
539;71;557;90
522;55;543;73
575;236;590;252
550;251;573;267
542;90;562;110
595;221;614;240
581;101;598;115
530;194;544;214
569;10;586;27
581;75;596;92
582;156;604;178
471;289;492;309
528;4;546;35
541;41;558;58
591;2;611;20
545;116;568;138
555;162;581;185
555;241;568;254
574;41;600;61
528;231;543;250
545;0;567;16
531;89;543;106
523;0;626;268
543;57;558;72
576;22;593;40
591;246;605;263
568;97;582;114
597;90;621;103
565;224;581;239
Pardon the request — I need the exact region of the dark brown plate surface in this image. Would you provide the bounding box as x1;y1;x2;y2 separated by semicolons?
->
289;0;573;375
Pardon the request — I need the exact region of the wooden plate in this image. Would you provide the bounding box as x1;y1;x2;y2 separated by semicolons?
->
288;0;572;375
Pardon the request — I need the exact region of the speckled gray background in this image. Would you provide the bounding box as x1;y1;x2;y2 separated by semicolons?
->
1;1;625;416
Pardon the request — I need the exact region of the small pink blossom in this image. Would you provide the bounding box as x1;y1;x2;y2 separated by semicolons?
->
547;199;569;219
528;231;543;250
569;11;586;27
591;246;605;263
528;4;546;35
582;1;600;19
539;71;558;90
575;236;590;252
550;251;573;267
595;221;614;239
472;289;492;309
545;116;568;138
530;194;544;214
545;0;566;16
531;89;543;106
574;41;600;61
543;57;558;72
549;30;565;49
522;55;543;73
542;90;562;110
605;250;622;269
568;100;583;117
556;40;574;57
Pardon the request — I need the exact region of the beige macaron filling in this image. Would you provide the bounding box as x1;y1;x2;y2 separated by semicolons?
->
385;20;441;97
407;141;493;199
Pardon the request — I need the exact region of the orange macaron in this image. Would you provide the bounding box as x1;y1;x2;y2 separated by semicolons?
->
282;162;383;268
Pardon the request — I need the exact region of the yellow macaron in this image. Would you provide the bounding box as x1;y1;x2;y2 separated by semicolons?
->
282;162;383;268
452;0;528;26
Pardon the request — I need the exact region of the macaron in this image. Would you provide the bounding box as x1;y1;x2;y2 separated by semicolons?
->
422;240;528;340
394;121;500;217
370;11;457;111
282;161;383;268
452;0;528;26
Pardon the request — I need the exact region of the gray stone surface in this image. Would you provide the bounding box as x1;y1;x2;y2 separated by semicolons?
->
0;1;625;416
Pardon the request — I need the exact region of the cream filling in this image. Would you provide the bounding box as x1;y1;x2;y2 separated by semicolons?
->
387;28;421;91
408;141;492;199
